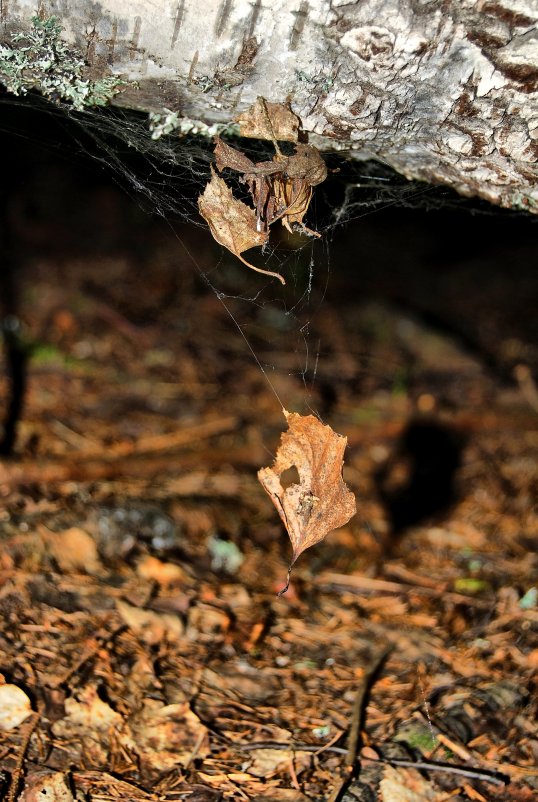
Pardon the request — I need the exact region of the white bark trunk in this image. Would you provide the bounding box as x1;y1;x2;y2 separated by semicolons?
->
2;0;537;212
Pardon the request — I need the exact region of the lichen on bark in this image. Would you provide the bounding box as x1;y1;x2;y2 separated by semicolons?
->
0;15;128;110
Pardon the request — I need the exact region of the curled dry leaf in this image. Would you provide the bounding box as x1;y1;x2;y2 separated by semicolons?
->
258;410;356;595
286;143;327;187
214;136;260;175
197;166;285;284
236;97;301;142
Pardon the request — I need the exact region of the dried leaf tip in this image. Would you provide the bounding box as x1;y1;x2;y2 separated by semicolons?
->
258;409;357;596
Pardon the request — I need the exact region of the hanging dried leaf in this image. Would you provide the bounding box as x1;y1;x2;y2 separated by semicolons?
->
214;136;326;236
199;99;327;279
286;143;328;187
272;178;313;233
197;167;285;284
258;410;356;595
236;97;300;142
214;137;259;176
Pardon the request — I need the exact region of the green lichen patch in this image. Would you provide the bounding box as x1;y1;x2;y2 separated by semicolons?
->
148;108;181;140
0;15;129;111
508;191;537;212
148;108;240;140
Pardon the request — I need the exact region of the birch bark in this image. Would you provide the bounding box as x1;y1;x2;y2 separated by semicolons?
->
2;0;537;212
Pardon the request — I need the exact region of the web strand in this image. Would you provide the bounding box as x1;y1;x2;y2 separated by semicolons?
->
166;221;287;413
1;95;471;421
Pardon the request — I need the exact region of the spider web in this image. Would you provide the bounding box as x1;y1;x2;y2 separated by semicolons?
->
0;92;498;415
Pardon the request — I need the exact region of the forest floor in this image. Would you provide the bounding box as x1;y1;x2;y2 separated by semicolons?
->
0;149;537;802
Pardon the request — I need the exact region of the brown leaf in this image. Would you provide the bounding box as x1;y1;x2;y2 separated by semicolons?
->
258;410;356;593
286;143;328;186
271;178;315;235
19;772;75;802
197;167;285;284
379;764;445;802
214;136;257;175
212;144;324;237
129;699;209;771
236;97;300;142
40;525;103;575
200;105;326;273
214;138;325;187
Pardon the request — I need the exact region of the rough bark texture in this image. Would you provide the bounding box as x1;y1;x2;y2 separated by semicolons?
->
2;0;537;212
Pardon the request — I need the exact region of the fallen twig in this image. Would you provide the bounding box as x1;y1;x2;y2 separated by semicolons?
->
233;741;511;787
328;643;392;802
319;572;494;609
0;416;240;488
363;753;510;786
81;415;239;459
6;712;39;802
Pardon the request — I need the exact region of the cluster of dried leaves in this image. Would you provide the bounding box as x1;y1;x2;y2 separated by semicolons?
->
199;101;354;579
198;98;327;284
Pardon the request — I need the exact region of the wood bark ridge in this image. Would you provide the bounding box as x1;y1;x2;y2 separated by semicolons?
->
2;1;537;213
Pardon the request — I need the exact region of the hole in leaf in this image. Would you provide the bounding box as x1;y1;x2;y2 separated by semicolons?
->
279;465;300;489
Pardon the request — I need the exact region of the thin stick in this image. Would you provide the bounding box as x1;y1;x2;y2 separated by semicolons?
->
183;729;207;770
258;96;282;157
436;731;473;762
79;414;240;459
277;564;292;597
233;742;511;784
328;644;392;802
6;712;39;802
288;754;301;791
346;645;392;769
229;732;510;785
364;754;509;786
319;572;494;610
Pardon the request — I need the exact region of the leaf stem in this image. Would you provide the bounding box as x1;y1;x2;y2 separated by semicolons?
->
277;564;292;596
